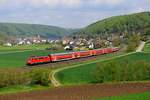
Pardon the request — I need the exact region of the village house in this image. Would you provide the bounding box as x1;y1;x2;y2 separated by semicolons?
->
4;42;12;47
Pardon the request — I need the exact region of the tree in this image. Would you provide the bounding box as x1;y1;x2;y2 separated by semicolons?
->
130;33;141;47
126;43;136;52
0;33;7;45
126;33;141;52
113;37;121;47
93;60;150;83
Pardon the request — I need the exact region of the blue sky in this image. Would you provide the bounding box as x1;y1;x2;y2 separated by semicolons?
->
0;0;149;28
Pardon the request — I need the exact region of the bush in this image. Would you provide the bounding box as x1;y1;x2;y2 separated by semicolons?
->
113;37;121;47
126;33;141;52
126;43;137;52
0;69;30;88
93;60;150;83
30;68;51;86
0;68;51;88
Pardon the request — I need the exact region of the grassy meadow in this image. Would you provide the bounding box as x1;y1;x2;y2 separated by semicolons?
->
0;44;51;52
56;52;150;85
92;92;150;100
0;49;64;68
144;43;150;52
0;85;49;95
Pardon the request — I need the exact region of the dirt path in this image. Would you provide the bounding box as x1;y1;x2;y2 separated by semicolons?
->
0;83;149;100
136;41;146;52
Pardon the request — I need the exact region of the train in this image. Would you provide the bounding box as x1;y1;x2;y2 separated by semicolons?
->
26;47;119;65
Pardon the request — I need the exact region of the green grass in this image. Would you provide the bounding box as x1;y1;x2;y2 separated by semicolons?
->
92;92;150;100
0;52;124;95
0;85;50;95
0;49;64;68
56;52;150;85
144;43;150;52
0;44;51;52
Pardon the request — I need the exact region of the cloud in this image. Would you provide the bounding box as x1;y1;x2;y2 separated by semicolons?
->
91;0;125;5
130;7;145;13
0;0;149;28
0;0;125;8
0;0;82;8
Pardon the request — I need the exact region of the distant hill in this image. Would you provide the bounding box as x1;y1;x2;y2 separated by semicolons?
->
75;12;150;37
0;23;77;38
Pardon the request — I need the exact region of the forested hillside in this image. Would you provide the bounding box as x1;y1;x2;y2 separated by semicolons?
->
0;23;76;38
0;33;7;44
75;12;150;37
0;12;149;39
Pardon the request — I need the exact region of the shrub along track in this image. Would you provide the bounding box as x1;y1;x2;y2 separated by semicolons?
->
0;83;150;100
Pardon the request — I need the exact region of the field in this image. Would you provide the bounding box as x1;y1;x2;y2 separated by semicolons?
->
0;44;149;100
0;85;49;95
0;83;149;100
0;44;51;52
144;43;150;52
56;52;150;85
0;46;123;68
0;49;64;68
92;92;150;100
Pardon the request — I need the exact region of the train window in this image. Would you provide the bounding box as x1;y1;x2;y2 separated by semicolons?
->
38;57;44;60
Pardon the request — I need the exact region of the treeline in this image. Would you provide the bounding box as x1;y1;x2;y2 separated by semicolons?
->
0;23;75;38
93;60;150;83
75;12;150;37
0;68;51;88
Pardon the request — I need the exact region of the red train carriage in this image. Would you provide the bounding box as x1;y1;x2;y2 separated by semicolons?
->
95;49;104;55
112;47;119;52
26;47;120;65
89;50;96;55
103;48;112;54
50;52;74;62
77;50;91;58
27;56;51;65
73;52;81;58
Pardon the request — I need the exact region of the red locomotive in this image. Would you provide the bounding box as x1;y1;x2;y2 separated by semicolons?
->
27;47;119;65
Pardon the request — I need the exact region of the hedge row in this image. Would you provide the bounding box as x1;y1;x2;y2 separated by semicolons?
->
93;60;150;83
0;68;51;88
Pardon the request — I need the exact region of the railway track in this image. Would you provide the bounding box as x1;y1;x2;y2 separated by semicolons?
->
27;41;145;69
24;52;122;69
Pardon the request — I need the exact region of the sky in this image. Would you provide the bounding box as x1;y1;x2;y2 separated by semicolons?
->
0;0;149;28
